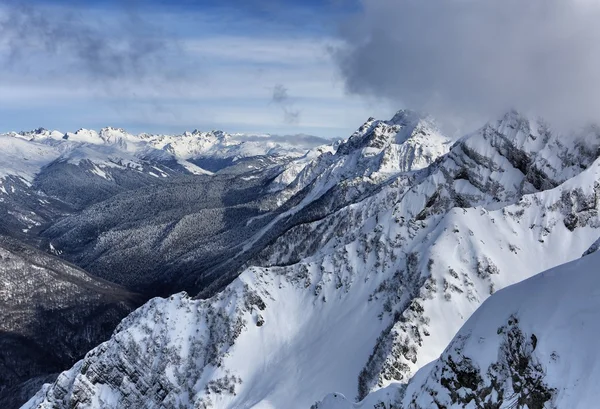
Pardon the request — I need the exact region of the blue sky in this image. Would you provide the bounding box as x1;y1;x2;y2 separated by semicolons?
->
0;0;394;138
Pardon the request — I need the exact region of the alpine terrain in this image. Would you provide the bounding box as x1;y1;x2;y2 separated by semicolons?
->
10;110;600;409
315;244;600;409
0;127;322;407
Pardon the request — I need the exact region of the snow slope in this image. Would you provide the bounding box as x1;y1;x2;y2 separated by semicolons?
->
271;110;452;205
147;130;309;163
0;135;60;182
315;246;600;409
402;248;600;409
21;111;600;409
0;127;212;197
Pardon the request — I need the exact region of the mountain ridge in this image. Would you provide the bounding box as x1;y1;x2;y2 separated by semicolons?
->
20;110;600;409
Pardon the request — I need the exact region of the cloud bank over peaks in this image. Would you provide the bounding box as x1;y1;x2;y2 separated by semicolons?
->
332;0;600;131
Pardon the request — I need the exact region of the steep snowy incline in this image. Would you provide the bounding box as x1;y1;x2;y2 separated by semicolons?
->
335;110;449;173
256;109;594;270
22;267;390;409
438;110;600;208
268;143;339;192
0;135;70;240
253;111;599;270
400;248;600;409
251;114;600;398
23;112;600;409
315;247;600;409
34;112;448;298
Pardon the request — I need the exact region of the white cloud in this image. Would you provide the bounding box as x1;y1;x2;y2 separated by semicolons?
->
0;32;375;138
333;0;600;131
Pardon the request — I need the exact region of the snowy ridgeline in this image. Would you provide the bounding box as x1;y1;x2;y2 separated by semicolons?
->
0;127;333;294
18;110;449;296
16;110;600;409
0;127;325;185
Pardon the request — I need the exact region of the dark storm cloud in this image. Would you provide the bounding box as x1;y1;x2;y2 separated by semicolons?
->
0;0;181;82
271;83;301;124
332;0;600;129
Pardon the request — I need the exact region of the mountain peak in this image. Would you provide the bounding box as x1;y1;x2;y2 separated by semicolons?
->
389;108;424;127
12;127;63;141
188;129;229;139
99;126;128;135
493;109;534;135
337;110;445;156
97;127;140;150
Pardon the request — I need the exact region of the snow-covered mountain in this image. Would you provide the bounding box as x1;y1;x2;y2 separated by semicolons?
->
270;109;451;204
143;130;312;172
0;127;320;242
3;127;210;180
0;126;317;185
21;110;600;409
35;111;452;297
0;126;329;408
315;244;600;409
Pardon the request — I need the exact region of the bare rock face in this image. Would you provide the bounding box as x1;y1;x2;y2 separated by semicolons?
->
407;315;554;409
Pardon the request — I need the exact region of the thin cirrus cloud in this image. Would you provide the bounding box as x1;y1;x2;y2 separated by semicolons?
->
332;0;600;131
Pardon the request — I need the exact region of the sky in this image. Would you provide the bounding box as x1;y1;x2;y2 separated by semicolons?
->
1;0;600;139
0;0;393;139
334;0;600;134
